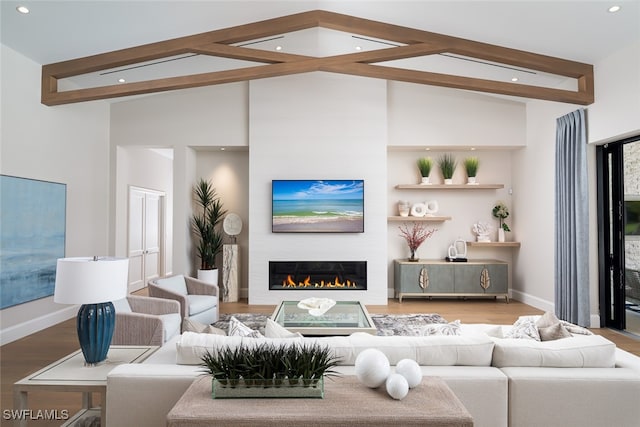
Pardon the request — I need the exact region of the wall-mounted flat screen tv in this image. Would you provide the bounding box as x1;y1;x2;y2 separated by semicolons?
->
625;196;640;237
272;180;364;233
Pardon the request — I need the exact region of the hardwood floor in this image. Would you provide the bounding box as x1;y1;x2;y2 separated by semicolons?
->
2;297;639;426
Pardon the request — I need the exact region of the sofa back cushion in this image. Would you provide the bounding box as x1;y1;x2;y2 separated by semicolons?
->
491;335;616;368
175;331;495;366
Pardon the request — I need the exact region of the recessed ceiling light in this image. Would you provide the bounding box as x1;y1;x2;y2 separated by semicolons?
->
355;46;362;51
220;147;226;151
275;46;282;51
16;6;29;14
511;77;519;82
425;148;431;151
608;5;621;13
118;78;126;83
470;147;476;151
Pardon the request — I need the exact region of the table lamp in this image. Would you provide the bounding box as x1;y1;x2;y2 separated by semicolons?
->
54;256;129;366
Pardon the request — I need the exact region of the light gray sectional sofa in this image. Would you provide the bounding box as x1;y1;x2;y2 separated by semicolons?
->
106;322;640;427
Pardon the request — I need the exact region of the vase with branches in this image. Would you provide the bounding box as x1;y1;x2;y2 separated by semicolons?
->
192;178;227;281
399;223;437;262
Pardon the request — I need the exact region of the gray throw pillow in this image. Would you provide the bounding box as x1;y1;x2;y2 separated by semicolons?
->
538;322;572;341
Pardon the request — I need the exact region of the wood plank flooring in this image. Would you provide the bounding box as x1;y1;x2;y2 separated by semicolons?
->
1;297;638;426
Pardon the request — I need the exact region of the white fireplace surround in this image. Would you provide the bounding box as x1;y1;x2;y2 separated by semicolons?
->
249;73;388;305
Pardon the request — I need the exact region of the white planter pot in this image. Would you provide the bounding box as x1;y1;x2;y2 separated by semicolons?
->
444;178;453;185
467;176;477;185
420;176;431;185
498;228;506;243
197;268;219;286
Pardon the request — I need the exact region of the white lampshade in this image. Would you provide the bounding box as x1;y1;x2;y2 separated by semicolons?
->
54;257;129;304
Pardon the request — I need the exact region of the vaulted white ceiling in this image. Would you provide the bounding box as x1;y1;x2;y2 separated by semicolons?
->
2;0;639;102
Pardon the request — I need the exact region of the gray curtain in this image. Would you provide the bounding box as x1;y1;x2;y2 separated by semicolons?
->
555;108;590;326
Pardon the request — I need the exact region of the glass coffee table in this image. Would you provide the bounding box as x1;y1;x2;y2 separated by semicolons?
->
271;300;376;335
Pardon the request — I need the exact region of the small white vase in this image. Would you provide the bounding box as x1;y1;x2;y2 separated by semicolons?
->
398;200;410;217
467;176;477;185
498;228;505;243
420;176;431;185
444;178;453;185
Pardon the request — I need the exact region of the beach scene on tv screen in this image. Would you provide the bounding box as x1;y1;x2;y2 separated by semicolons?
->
272;180;364;232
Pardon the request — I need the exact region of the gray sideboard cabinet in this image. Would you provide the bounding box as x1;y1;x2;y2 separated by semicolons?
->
394;259;509;303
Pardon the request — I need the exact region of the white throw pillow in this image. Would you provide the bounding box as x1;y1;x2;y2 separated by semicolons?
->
228;316;263;338
264;318;303;338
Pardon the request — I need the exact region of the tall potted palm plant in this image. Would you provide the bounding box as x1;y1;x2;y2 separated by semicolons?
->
192;178;227;285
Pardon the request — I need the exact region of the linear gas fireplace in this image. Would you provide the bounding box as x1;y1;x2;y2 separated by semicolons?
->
269;261;367;291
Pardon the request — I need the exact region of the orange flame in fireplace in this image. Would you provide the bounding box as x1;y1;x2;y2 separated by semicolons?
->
282;275;357;289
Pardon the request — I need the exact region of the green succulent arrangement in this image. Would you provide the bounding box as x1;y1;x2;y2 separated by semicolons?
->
438;153;457;180
200;343;341;388
463;157;479;178
417;157;433;178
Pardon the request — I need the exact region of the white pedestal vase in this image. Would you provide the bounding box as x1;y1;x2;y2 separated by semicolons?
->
222;244;239;303
197;269;219;286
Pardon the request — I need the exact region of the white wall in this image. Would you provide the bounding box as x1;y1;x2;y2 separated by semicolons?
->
248;73;388;304
114;147;174;275
588;41;640;144
0;45;111;344
109;84;249;275
388;82;526;149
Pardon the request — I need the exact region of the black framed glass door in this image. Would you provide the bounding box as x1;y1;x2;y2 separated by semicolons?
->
598;136;640;334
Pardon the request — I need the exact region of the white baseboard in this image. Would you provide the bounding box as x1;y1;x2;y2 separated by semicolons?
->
510;289;555;313
0;305;77;346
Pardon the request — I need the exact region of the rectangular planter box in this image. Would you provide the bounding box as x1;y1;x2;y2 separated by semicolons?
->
212;377;324;399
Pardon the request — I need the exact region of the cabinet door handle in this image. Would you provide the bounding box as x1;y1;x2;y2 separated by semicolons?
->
480;267;491;290
419;267;429;290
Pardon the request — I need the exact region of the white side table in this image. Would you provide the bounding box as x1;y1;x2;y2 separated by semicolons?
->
13;345;157;427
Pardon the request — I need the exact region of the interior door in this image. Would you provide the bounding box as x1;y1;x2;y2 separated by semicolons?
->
128;187;164;292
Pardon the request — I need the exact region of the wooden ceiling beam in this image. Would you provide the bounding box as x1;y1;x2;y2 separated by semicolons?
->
323;62;594;105
41;9;594;106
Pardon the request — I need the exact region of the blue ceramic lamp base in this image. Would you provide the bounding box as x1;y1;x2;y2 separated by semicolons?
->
76;302;116;366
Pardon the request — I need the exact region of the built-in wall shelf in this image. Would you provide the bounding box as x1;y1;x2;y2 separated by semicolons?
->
388;216;452;222
396;184;504;190
467;241;521;248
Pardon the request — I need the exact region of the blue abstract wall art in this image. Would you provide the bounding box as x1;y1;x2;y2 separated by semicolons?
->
1;175;66;309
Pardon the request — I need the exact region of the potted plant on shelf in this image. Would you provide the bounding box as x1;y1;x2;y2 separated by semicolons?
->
417;157;433;185
192;178;227;285
438;153;457;184
492;201;511;242
399;223;437;262
463;157;479;185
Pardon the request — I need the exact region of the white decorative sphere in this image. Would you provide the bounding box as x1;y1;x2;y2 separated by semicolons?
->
395;359;423;388
385;374;409;400
355;349;391;388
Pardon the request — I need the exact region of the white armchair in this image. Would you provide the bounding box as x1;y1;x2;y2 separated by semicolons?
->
148;274;219;326
112;295;181;346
